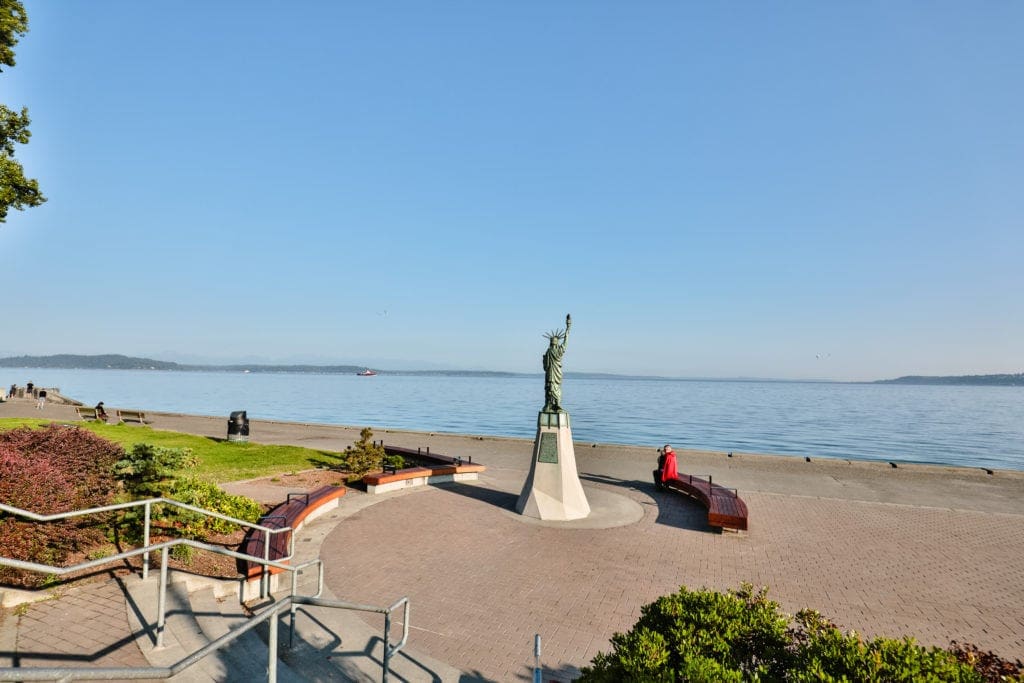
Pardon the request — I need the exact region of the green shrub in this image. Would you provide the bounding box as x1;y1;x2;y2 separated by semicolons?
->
168;476;263;537
385;454;405;469
113;444;197;499
579;584;1007;683
170;543;195;565
579;583;790;681
344;427;385;477
790;610;983;683
110;443;260;542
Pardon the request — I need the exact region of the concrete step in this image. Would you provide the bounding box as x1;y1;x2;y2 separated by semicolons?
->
125;577;225;682
193;589;314;683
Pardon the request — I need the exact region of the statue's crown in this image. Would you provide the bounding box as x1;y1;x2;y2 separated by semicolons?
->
543;328;565;340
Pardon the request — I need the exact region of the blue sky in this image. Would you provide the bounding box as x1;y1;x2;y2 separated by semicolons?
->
1;2;1021;380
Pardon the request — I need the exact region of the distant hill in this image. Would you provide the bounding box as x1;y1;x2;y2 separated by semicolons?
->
0;354;181;370
876;373;1024;386
0;354;371;374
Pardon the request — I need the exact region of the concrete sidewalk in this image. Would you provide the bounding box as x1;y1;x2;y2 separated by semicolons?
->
2;399;1023;681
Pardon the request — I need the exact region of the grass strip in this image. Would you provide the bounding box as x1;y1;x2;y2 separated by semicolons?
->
0;418;346;483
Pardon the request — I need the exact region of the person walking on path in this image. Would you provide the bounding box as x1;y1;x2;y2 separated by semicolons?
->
36;388;47;409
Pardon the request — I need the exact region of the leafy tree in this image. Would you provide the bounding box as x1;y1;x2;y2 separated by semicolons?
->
1;0;45;223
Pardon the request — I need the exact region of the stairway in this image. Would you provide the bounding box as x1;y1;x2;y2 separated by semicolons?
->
125;578;340;682
120;504;463;681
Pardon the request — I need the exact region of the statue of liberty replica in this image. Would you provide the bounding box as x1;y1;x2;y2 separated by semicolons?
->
517;314;591;520
543;314;570;412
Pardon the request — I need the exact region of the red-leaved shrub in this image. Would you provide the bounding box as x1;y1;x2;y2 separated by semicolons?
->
0;425;124;586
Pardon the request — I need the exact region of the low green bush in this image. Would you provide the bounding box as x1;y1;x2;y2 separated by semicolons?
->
580;584;790;682
111;443;261;540
578;584;1020;683
168;477;263;537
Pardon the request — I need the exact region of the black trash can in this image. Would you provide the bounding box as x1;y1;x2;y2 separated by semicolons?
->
227;411;250;442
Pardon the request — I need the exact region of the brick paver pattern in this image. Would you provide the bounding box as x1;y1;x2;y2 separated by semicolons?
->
4;576;148;671
322;480;1024;682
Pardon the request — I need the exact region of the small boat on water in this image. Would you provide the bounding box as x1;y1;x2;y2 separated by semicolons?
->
357;368;378;376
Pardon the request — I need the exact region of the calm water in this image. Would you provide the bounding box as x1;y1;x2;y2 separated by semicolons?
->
8;369;1024;472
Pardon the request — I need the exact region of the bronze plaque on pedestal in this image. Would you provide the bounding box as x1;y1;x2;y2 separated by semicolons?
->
537;432;558;463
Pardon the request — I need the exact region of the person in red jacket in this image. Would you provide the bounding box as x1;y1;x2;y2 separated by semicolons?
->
654;444;679;489
662;445;678;482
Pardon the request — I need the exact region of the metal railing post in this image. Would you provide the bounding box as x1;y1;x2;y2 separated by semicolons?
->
383;609;391;683
534;633;542;683
143;501;152;580
156;547;169;648
262;529;271;598
267;611;278;682
289;564;299;649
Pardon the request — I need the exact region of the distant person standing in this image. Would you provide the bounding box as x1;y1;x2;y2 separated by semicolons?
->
26;381;33;394
36;388;47;409
8;384;15;399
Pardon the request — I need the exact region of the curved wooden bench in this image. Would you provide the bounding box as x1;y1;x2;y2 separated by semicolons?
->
663;473;749;532
238;484;347;578
363;463;486;494
362;444;486;494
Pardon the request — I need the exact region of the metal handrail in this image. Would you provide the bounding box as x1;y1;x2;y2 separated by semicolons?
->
0;498;295;586
0;503;408;682
288;595;411;683
0;593;410;682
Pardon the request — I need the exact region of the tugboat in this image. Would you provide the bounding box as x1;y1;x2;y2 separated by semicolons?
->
357;368;378;376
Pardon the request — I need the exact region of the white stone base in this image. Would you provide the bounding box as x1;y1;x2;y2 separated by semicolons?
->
516;411;591;520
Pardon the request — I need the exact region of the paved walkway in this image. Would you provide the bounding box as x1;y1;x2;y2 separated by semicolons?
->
0;573;150;674
2;399;1023;681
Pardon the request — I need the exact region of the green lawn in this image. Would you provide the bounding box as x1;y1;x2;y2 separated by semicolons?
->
0;418;346;482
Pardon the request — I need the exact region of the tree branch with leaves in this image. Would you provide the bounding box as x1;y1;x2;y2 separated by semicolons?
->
1;0;45;223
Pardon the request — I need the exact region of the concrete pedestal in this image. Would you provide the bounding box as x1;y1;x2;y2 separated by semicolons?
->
516;411;591;521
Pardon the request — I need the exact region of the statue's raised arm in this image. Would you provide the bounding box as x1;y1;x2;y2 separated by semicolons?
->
564;314;571;348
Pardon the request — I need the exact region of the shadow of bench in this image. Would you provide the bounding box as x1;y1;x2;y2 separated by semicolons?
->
661;472;749;532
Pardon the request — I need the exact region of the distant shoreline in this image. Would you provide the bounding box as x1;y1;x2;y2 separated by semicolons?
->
1;353;1022;386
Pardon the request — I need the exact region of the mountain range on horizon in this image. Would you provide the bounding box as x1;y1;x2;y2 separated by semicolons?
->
1;354;1022;386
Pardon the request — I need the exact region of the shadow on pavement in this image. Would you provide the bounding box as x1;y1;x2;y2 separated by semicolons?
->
579;473;711;533
431;481;519;511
